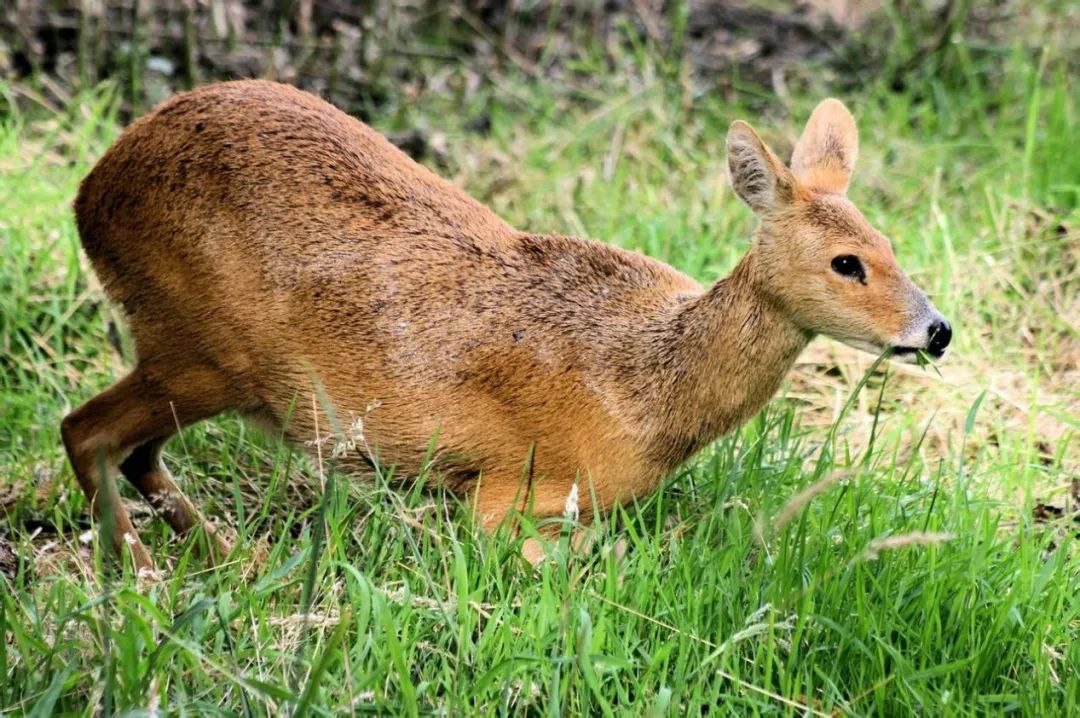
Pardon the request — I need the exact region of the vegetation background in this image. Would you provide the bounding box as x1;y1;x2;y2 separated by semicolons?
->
1;1;1078;715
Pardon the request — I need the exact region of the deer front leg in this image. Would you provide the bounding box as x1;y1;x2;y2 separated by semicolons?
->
468;472;595;565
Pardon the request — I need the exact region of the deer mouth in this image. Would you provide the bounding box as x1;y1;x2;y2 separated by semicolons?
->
838;337;945;364
890;345;945;363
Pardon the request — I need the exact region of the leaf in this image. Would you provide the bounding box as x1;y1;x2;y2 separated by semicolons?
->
964;390;986;435
28;668;70;718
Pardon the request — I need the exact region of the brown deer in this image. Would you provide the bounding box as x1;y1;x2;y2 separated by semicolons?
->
63;81;951;572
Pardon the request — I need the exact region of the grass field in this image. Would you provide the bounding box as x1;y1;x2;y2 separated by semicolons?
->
2;11;1079;717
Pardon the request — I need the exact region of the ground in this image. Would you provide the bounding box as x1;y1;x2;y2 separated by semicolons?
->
1;7;1079;716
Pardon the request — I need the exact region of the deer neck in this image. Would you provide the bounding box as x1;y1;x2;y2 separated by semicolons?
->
645;246;811;468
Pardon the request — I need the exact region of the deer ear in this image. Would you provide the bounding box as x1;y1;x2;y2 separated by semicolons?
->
726;120;796;215
791;99;858;194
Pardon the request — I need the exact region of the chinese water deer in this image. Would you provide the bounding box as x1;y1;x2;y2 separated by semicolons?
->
63;81;951;572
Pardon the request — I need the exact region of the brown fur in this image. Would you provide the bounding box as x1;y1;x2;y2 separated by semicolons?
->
62;82;946;571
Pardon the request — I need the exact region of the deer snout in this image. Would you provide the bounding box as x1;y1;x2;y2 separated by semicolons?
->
893;307;951;362
894;308;954;360
927;317;952;357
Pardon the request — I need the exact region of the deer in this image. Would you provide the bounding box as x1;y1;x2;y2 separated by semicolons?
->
62;81;951;573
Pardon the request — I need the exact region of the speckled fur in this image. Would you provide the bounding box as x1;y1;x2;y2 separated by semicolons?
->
61;83;938;570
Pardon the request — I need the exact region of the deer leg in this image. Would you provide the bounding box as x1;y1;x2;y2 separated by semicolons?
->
61;361;238;573
119;437;230;562
469;473;594;565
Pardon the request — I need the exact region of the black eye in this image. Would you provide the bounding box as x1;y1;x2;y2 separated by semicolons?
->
831;254;866;282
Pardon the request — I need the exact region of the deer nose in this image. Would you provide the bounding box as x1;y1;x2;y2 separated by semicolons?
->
928;319;952;356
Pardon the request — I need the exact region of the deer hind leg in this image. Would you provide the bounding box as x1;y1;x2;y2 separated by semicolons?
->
119;437;230;561
60;360;239;573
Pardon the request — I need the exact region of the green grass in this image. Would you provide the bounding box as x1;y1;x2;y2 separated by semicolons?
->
2;16;1079;717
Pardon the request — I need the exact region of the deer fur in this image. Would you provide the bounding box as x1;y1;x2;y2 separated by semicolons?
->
62;81;950;571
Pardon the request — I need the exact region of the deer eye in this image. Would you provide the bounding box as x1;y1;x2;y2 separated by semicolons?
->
831;255;866;282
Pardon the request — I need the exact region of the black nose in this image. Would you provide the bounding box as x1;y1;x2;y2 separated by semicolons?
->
928;319;952;356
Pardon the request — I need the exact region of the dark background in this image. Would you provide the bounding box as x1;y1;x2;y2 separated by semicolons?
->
1;1;1022;120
